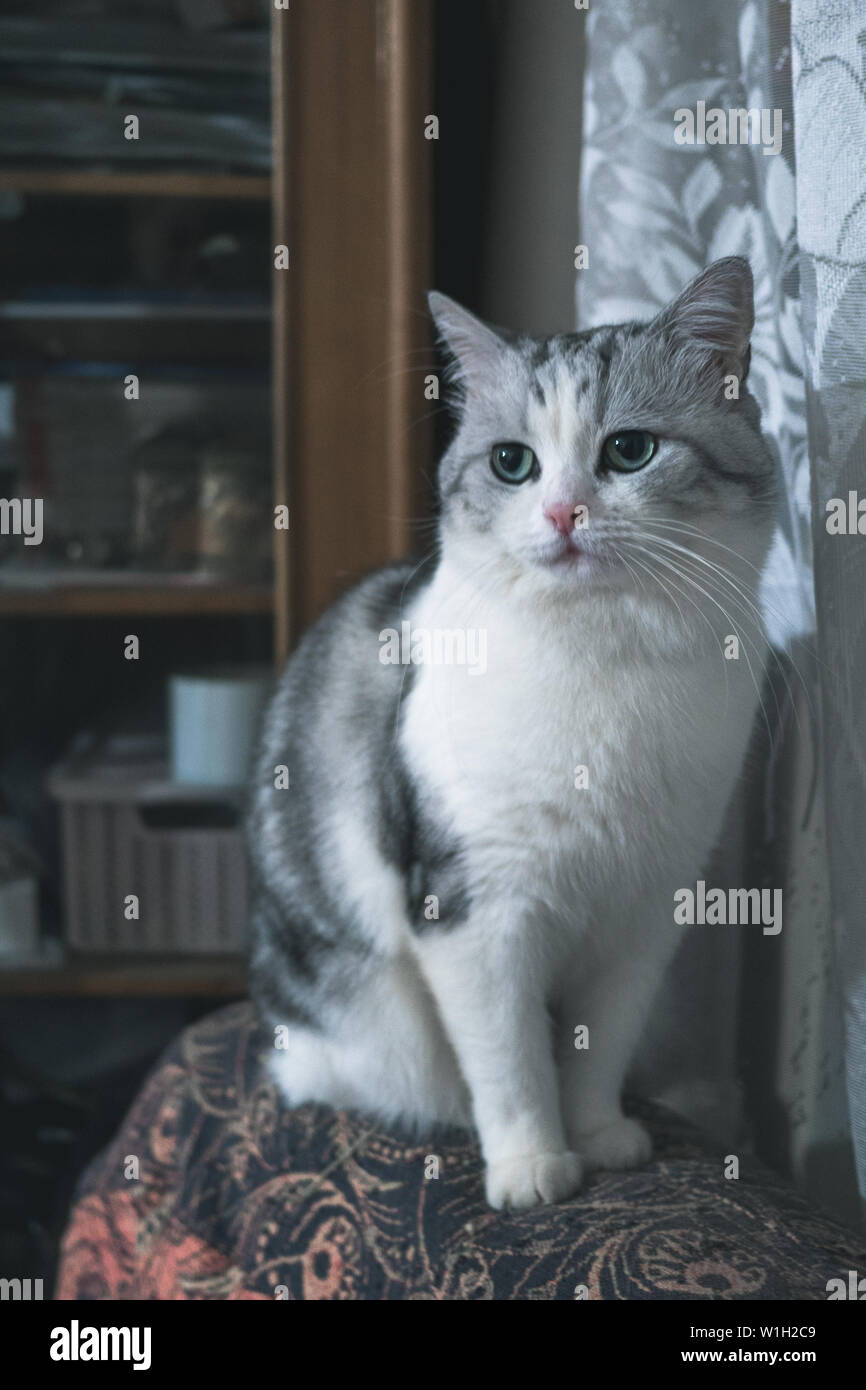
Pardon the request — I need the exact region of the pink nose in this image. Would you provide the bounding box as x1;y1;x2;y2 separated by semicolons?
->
544;501;585;535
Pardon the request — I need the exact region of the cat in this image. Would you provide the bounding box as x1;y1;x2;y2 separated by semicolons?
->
248;256;777;1211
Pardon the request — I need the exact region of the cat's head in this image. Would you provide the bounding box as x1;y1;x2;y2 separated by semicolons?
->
429;257;777;617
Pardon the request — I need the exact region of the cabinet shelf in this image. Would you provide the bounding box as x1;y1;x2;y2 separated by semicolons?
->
0;168;271;200
0;953;247;997
0;581;273;617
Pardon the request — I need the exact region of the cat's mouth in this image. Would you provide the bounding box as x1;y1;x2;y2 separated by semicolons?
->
549;539;584;564
532;535;622;586
539;534;590;570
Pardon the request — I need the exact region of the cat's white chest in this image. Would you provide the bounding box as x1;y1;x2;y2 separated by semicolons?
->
401;577;761;916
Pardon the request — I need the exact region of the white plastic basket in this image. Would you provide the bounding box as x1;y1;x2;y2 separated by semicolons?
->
49;735;248;955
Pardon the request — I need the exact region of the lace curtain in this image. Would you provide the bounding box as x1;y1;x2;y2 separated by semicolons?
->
578;0;865;1226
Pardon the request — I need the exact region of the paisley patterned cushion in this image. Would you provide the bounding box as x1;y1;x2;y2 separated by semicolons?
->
56;1002;865;1300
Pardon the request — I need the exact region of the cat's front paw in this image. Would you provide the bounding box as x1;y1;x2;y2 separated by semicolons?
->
572;1116;652;1173
485;1150;583;1211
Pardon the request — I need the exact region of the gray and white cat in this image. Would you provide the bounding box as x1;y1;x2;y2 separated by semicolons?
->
249;256;777;1211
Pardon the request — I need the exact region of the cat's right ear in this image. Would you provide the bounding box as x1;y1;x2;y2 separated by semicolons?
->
428;292;505;392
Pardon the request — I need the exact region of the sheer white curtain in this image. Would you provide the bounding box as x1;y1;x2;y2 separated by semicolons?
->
578;0;864;1227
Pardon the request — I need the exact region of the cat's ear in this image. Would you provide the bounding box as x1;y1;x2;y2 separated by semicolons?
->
653;257;754;383
428;291;505;391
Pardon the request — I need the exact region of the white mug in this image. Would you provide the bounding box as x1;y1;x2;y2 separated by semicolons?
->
169;666;272;787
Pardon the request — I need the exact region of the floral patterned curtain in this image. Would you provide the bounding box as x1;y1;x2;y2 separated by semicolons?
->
792;0;866;1224
578;0;865;1226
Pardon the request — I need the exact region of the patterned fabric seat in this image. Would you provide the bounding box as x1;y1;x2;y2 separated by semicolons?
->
56;1002;865;1300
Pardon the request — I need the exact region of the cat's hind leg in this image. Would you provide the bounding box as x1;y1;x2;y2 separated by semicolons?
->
265;952;472;1133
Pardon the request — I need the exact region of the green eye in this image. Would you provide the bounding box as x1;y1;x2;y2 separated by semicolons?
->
490;442;538;485
602;430;657;473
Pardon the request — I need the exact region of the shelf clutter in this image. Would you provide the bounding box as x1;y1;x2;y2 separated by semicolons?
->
0;1;277;994
0;3;274;609
0;4;270;174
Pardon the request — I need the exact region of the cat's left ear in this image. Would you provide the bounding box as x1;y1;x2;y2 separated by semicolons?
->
428;292;506;391
653;256;754;384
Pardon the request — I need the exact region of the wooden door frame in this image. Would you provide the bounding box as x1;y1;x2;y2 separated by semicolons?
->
271;0;434;662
